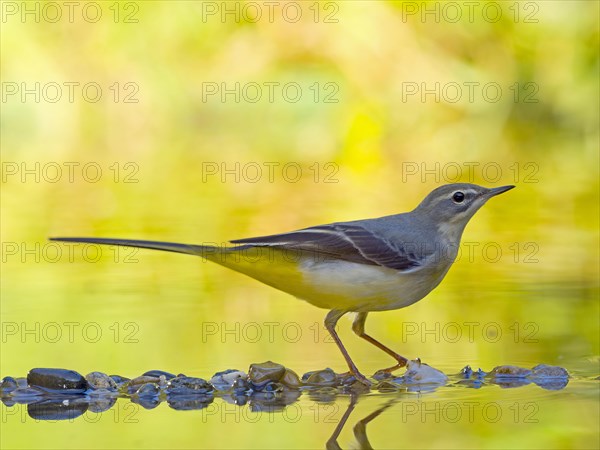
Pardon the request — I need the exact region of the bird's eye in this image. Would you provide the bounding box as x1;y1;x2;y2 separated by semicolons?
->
452;191;465;203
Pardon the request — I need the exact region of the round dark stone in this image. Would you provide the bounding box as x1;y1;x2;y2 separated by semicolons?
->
27;368;87;392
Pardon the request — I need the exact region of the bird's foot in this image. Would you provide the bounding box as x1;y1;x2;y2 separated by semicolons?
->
338;371;372;388
372;360;408;381
353;372;372;388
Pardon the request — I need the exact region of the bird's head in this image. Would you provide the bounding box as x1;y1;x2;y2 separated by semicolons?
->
414;183;515;241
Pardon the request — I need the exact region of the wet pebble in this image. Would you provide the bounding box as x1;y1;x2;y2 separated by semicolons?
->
10;387;45;401
397;359;448;386
232;377;251;394
109;375;130;387
302;368;338;387
210;369;247;391
248;361;300;391
375;380;401;392
280;369;301;389
142;370;176;380
167;376;213;395
460;365;486;380
125;376;161;394
86;372;118;391
27;368;87;393
487;365;532;379
456;366;486;388
486;365;533;388
336;372;366;388
530;364;569;379
248;361;286;384
1;376;18;394
529;364;569;390
372;370;395;381
134;383;160;398
0;360;576;418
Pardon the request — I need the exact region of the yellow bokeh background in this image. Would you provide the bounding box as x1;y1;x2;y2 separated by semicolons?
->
1;1;598;449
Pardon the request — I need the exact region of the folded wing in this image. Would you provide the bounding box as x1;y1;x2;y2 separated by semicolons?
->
231;223;422;271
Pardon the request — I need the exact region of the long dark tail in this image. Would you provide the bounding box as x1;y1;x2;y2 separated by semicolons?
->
49;237;208;256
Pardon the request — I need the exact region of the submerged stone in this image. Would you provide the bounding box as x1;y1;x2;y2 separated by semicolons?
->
530;364;569;390
461;365;473;378
86;372;118;391
460;365;487;379
530;364;569;379
486;365;533;388
458;366;486;387
488;365;532;379
27;368;87;393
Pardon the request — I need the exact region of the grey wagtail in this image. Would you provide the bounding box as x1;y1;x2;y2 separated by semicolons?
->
50;183;514;385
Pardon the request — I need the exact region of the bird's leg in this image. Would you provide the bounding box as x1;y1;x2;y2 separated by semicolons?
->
352;312;408;374
325;310;371;386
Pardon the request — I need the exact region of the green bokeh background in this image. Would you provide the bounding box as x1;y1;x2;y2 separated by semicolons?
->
1;1;598;449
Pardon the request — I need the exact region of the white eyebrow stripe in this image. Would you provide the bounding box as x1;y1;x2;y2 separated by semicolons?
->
453;189;478;196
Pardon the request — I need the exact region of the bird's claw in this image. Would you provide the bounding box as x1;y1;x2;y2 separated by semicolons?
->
339;371;372;388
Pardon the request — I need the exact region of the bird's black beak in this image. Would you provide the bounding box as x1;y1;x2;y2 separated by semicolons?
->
487;185;515;197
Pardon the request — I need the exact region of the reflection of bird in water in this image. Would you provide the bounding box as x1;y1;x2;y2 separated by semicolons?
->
326;394;399;450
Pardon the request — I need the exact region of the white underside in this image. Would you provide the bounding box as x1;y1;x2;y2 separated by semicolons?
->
296;258;451;312
210;247;454;313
